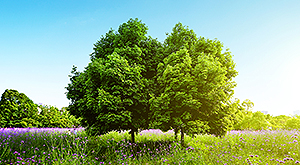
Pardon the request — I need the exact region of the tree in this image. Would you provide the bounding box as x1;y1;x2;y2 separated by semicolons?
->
249;111;270;130
227;98;247;131
36;104;81;128
232;99;254;130
91;18;164;80
231;100;271;131
66;18;163;144
270;115;291;130
76;53;144;142
151;23;239;145
284;117;300;130
151;49;211;144
0;89;40;128
236;110;253;130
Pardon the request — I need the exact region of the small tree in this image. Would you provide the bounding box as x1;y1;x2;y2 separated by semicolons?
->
236;107;271;131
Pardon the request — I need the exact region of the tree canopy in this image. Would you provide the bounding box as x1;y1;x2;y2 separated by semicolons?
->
151;23;238;141
0;89;80;128
66;18;241;144
66;18;163;143
0;89;39;127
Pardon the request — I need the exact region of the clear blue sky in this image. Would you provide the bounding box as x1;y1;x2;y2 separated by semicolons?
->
1;0;299;116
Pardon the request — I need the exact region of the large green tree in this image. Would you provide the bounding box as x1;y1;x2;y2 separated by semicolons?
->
66;18;163;143
151;23;239;144
69;53;144;140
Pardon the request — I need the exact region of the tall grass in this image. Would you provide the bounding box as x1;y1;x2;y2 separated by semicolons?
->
0;128;93;164
1;128;299;164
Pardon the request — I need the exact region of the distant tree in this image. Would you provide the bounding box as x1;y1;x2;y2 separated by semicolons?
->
0;89;81;128
264;114;277;130
270;115;291;130
232;99;254;130
228;98;246;130
232;99;272;131
237;110;271;131
151;23;239;145
36;104;81;128
237;110;253;130
66;18;163;143
0;89;40;128
60;107;82;127
284;117;300;130
250;111;270;130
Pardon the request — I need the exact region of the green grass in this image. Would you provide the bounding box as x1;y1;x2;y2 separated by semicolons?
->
1;128;299;164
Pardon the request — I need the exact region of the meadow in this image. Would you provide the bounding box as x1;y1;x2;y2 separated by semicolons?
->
0;128;299;165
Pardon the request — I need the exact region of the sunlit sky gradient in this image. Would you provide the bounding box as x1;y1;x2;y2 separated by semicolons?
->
1;0;299;116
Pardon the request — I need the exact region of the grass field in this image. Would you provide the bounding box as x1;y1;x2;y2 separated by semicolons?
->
0;128;299;164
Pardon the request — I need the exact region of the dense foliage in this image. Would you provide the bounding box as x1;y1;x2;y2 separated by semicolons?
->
151;23;238;143
66;18;241;144
0;89;80;128
0;89;40;128
65;18;300;146
36;104;81;128
67;53;145;137
232;99;300;131
66;18;164;143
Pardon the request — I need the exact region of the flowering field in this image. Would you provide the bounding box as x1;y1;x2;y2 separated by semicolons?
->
0;128;299;164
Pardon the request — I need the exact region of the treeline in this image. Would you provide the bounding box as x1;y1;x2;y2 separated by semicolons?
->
237;111;300;131
227;99;300;131
1;89;298;131
0;89;81;128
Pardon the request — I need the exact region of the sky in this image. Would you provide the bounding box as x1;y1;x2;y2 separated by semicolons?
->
1;0;299;116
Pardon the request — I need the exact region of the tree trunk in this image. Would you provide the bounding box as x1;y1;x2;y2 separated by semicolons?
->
180;126;184;147
174;127;179;141
129;129;136;158
130;129;135;144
